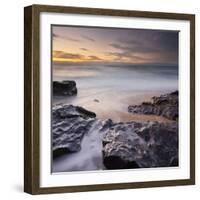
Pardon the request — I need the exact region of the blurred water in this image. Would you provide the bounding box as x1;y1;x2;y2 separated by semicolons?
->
52;64;178;173
53;64;178;92
53;64;178;114
52;120;104;172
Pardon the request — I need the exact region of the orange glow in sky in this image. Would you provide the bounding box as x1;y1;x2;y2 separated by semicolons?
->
52;26;178;65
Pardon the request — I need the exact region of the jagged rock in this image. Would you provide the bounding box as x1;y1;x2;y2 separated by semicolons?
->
53;104;96;122
53;117;96;158
128;91;178;120
102;121;178;169
53;80;77;96
52;104;178;170
52;104;96;158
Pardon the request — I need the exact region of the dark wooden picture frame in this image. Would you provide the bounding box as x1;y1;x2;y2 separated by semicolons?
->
24;4;195;195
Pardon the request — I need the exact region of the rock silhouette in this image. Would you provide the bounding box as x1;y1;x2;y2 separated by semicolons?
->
53;80;77;96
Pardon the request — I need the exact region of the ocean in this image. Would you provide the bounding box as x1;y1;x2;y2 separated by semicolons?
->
52;63;178;173
52;63;178;122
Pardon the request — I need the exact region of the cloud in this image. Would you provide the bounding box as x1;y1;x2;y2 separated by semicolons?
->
80;48;89;51
109;31;178;64
88;55;102;61
110;31;178;54
53;33;60;38
81;35;95;42
53;51;85;59
53;50;102;62
106;51;147;62
52;33;80;42
109;42;158;54
117;38;142;47
64;36;80;42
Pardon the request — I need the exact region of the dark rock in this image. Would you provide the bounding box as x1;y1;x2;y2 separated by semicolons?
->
170;157;179;166
142;102;152;106
52;104;96;158
52;104;178;170
102;121;178;169
53;80;77;96
53;118;95;158
128;91;178;121
76;106;96;118
103;155;140;169
170;90;178;95
53;147;71;158
94;99;100;103
53;104;96;122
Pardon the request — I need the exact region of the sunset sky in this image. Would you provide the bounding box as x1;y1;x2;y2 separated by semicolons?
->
52;25;178;65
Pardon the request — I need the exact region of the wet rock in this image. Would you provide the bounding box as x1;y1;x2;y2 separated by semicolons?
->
53;117;96;158
52;104;96;158
53;104;96;122
128;91;178;121
102;121;178;169
52;104;178;170
53;80;77;96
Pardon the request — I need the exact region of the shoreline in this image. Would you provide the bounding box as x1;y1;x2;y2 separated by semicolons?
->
53;90;173;123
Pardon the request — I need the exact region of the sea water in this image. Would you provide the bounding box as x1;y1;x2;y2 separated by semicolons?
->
52;63;178;173
53;64;178;118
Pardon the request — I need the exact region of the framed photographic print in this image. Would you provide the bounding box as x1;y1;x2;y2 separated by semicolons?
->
24;4;195;194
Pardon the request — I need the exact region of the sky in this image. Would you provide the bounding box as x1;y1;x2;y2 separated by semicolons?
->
52;25;179;66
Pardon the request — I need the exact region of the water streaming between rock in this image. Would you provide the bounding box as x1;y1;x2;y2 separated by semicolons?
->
52;120;105;172
52;64;178;172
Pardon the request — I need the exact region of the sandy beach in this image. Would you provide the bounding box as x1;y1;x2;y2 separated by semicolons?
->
52;90;178;173
53;91;173;123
